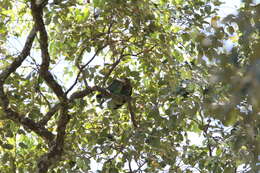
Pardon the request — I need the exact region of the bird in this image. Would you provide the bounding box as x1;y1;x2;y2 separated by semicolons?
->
96;78;132;109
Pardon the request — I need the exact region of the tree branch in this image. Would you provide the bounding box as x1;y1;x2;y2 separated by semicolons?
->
0;26;37;83
0;86;54;143
103;45;155;84
128;100;138;128
36;102;70;173
41;44;129;127
31;1;66;101
103;46;128;84
31;1;71;173
3;107;54;142
39;85;96;127
66;21;114;95
66;44;107;95
0;24;55;143
38;103;60;126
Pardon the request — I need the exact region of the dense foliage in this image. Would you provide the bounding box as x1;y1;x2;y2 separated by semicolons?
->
0;0;259;172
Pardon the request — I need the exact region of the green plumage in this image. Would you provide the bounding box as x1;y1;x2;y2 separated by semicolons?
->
96;78;132;109
107;79;124;94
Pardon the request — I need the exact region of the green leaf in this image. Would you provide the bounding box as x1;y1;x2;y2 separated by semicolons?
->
109;168;119;173
18;142;28;149
2;143;14;150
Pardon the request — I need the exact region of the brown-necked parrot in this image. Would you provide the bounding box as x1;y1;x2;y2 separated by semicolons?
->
97;78;132;109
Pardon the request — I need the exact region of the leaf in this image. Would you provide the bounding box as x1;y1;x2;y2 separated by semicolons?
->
18;142;28;149
1;152;10;163
109;168;119;173
211;16;220;28
2;143;14;150
93;0;105;8
223;109;238;126
130;71;140;78
5;130;14;137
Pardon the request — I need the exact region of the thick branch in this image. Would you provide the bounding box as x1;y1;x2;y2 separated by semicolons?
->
0;25;54;142
39;85;96;127
39;86;95;127
0;86;54;142
38;103;60;126
0;26;37;83
31;1;71;173
70;85;131;101
69;87;94;100
4;108;54;142
37;102;70;173
0;85;54;142
31;1;66;101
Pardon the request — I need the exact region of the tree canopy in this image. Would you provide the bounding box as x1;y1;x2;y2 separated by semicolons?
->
0;0;259;172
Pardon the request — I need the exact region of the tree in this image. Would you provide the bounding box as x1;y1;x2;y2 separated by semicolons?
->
0;0;259;172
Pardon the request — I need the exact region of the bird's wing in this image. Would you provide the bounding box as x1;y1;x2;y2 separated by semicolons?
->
107;79;124;94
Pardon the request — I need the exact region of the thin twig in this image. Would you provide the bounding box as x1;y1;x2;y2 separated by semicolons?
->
66;21;114;95
102;46;128;84
128;101;138;128
65;44;107;95
128;158;133;173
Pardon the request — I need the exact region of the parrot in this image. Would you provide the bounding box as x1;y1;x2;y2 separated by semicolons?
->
96;78;132;109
